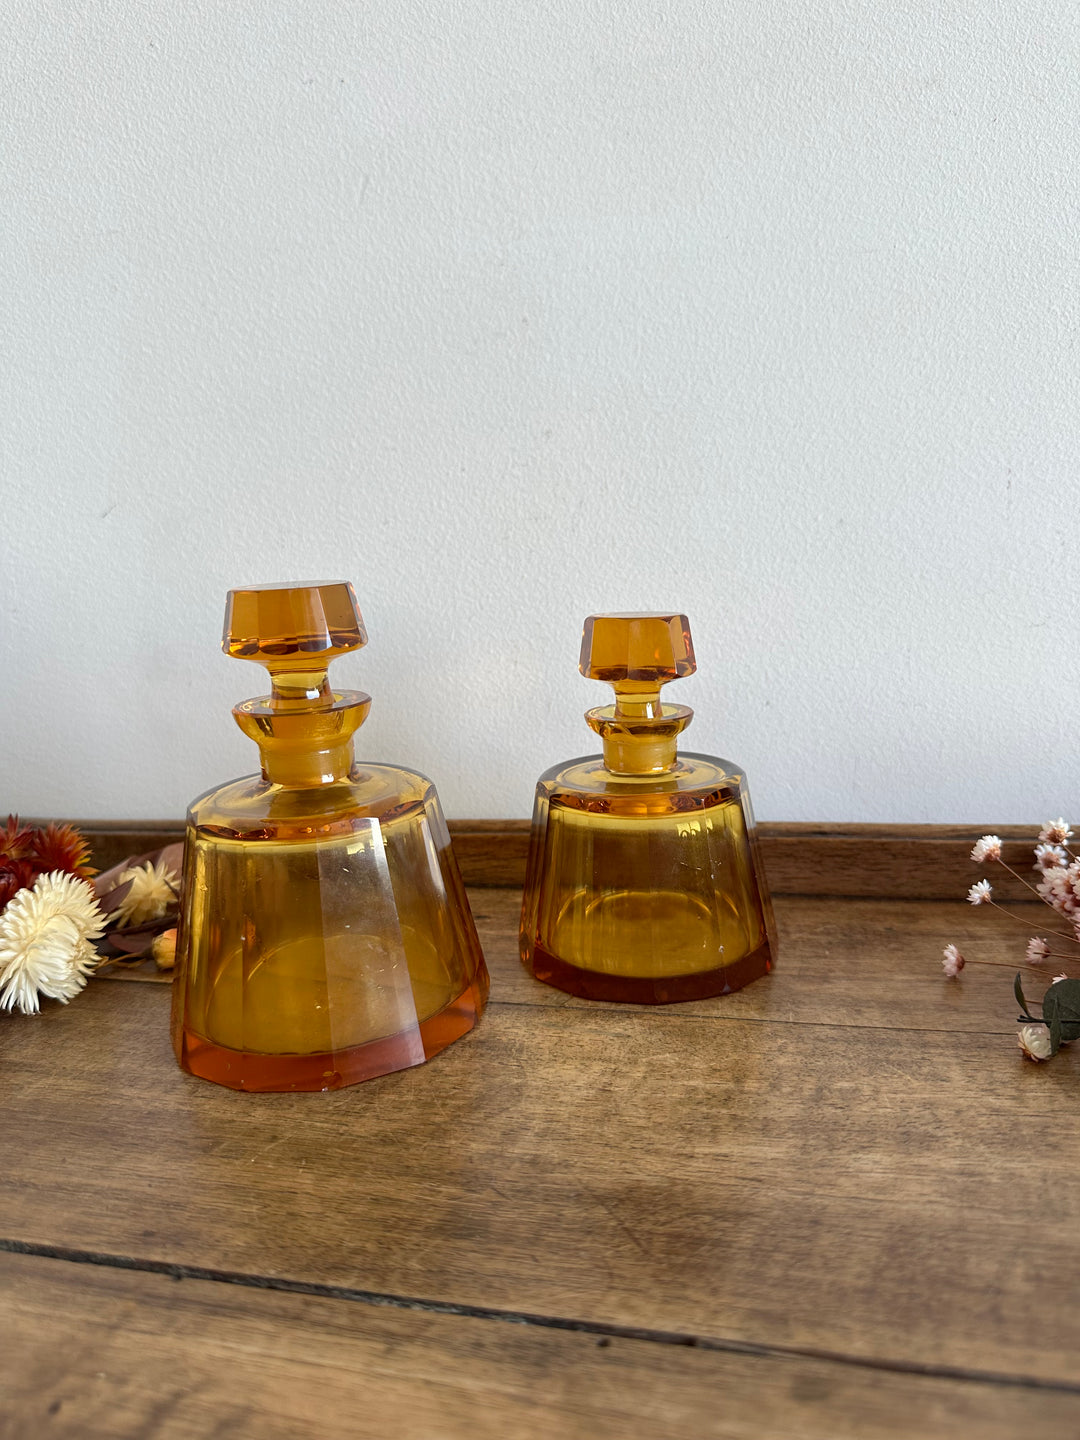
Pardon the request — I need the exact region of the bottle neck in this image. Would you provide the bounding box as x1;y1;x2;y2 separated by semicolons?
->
601;730;679;774
586;702;694;776
233;691;371;789
259;737;355;787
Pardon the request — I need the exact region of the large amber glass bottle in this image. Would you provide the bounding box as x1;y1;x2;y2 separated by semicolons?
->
520;614;776;1003
171;582;488;1092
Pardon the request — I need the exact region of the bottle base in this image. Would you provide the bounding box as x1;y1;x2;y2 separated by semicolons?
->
174;976;486;1092
526;939;772;1004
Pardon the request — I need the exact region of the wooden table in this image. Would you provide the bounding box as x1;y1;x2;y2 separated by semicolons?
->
3;872;1079;1437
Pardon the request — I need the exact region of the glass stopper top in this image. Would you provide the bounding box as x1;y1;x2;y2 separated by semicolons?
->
579;613;696;774
221;582;372;784
224;582;367;670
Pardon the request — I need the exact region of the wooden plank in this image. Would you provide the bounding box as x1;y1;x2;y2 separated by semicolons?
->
3;1251;1074;1440
4;906;1080;1388
33;818;1055;896
101;886;1052;1038
468;890;1061;1032
758;824;1046;901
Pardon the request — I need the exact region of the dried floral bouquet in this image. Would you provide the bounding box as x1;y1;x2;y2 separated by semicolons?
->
946;819;1080;1062
0;817;180;1014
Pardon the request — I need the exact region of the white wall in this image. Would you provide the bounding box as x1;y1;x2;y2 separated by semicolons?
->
3;1;1080;823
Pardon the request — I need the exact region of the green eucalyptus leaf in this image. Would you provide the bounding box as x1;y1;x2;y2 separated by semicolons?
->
1050;1009;1063;1056
1044;979;1080;1024
1015;973;1035;1020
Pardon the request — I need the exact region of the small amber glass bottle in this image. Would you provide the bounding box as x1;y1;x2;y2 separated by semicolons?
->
171;582;489;1091
520;614;776;1003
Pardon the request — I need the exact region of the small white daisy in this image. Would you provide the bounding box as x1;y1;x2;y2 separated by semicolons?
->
1034;844;1067;871
1040;819;1073;845
1026;937;1050;965
970;835;1002;864
967;880;993;905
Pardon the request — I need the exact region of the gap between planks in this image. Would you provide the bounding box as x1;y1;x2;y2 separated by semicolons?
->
4;1237;1080;1401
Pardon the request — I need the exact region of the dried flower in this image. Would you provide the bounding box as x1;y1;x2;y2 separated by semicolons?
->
0;871;104;1014
109;861;179;929
1053;973;1069;984
0;816;96;909
1026;937;1050;965
970;834;1002;863
151;928;177;970
1035;844;1067;871
942;944;965;977
29;823;96;881
1040;819;1073;845
1018;1024;1054;1061
0;857;37;911
1038;866;1078;915
967;880;993;905
0;814;33;863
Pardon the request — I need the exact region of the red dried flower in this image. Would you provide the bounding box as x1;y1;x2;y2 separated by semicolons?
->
0;858;38;910
30;822;96;881
0;816;96;911
0;815;33;863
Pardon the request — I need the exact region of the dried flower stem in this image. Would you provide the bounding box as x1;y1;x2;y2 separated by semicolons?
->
993;856;1052;903
984;899;1080;947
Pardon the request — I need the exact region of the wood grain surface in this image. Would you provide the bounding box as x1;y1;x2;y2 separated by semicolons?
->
3;887;1080;1440
4;1248;1077;1440
6;1251;1077;1440
30;817;1055;897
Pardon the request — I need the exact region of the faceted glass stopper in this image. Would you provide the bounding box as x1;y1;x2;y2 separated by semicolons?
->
579;613;696;689
222;582;371;782
579;613;696;773
224;582;368;671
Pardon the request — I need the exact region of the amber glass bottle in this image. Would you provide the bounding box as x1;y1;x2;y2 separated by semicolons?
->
171;582;488;1092
520;614;776;1003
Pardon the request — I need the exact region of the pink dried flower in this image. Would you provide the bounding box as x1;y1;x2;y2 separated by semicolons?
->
1040;819;1073;845
967;880;993;905
1018;1024;1053;1061
1026;937;1050;964
1053;973;1069;984
1035;844;1067;871
970;835;1002;863
942;944;965;977
1038;867;1077;915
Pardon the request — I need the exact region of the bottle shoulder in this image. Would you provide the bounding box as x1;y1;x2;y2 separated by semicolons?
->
187;762;440;839
534;750;749;813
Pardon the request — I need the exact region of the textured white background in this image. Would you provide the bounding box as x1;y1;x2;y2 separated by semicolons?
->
3;2;1080;822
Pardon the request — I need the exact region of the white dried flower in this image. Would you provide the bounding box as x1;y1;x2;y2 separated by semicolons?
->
1053;973;1069;984
1040;819;1073;845
0;871;105;1014
967;880;993;905
942;944;965;978
1026;937;1050;965
971;835;1002;863
1018;1023;1053;1061
1035;844;1067;871
109;861;179;929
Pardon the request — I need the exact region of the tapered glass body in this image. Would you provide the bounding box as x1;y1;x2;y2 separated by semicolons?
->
171;581;488;1091
521;753;774;1002
520;613;776;1003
